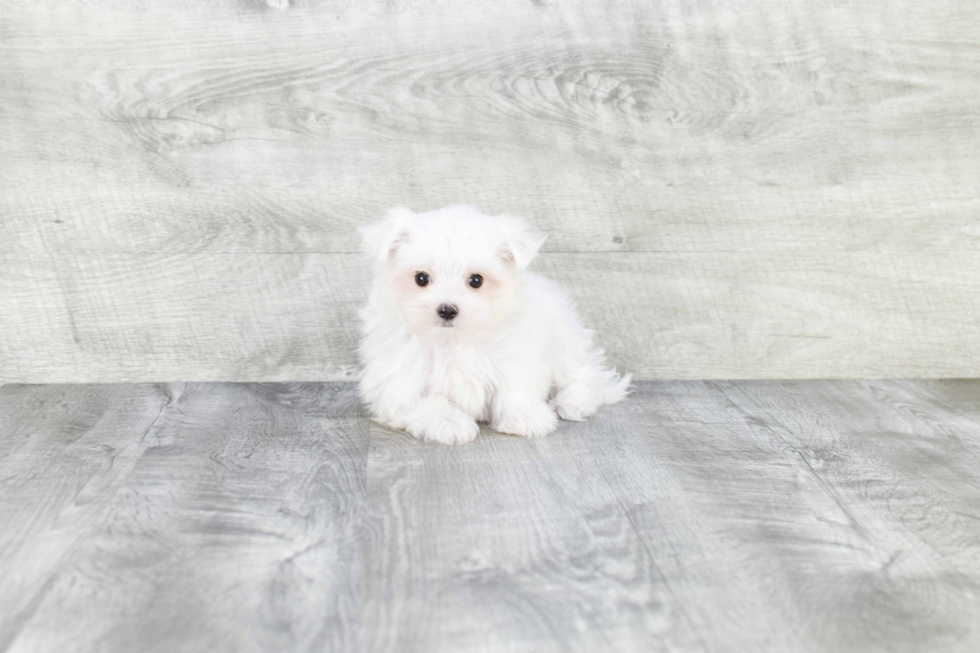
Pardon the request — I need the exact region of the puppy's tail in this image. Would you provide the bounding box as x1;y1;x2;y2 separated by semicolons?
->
591;347;633;405
602;370;633;405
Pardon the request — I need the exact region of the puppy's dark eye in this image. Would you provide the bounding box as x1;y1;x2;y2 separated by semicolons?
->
415;272;430;287
468;274;483;289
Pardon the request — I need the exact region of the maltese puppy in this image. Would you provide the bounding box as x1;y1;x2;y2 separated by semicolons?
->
358;204;631;445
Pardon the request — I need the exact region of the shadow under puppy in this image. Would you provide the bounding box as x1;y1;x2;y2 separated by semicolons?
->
358;204;631;444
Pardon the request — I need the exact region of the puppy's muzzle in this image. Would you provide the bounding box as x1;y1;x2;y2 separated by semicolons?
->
437;304;458;321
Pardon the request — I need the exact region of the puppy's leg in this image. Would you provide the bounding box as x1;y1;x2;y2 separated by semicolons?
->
552;373;606;421
493;395;557;438
393;395;480;445
361;347;479;445
491;366;557;438
553;353;632;422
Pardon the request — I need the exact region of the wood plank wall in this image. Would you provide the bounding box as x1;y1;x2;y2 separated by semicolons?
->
2;1;979;383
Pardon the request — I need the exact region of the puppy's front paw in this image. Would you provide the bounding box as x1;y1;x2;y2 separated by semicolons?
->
494;403;557;438
421;411;480;445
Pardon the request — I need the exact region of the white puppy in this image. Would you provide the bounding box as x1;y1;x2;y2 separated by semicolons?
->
358;204;631;445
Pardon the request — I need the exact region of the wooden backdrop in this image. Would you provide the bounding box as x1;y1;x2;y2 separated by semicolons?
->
2;0;979;384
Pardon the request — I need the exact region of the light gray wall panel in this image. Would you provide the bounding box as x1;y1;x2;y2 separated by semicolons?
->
2;1;979;382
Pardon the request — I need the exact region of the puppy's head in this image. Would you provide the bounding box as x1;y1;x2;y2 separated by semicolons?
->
360;204;546;343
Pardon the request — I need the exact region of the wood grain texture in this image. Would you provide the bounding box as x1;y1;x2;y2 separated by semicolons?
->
0;384;172;651
0;382;369;653
2;249;977;383
2;0;980;382
711;380;980;652
1;380;979;652
358;421;701;653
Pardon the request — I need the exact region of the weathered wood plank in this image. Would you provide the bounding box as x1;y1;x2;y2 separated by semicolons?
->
3;247;979;384
2;1;980;382
1;381;979;651
711;380;980;652
719;380;980;563
568;380;980;652
0;383;173;652
3;3;979;256
570;382;821;652
900;379;980;415
1;383;369;653
358;421;701;653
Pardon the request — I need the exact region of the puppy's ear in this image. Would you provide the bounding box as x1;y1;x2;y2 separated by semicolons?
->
359;207;414;263
498;215;547;269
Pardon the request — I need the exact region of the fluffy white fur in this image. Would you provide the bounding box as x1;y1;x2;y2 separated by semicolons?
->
358;204;631;445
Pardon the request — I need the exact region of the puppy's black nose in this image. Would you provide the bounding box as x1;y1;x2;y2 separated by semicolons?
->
438;304;458;321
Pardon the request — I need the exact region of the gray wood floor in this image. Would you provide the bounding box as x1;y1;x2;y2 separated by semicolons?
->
2;381;979;652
